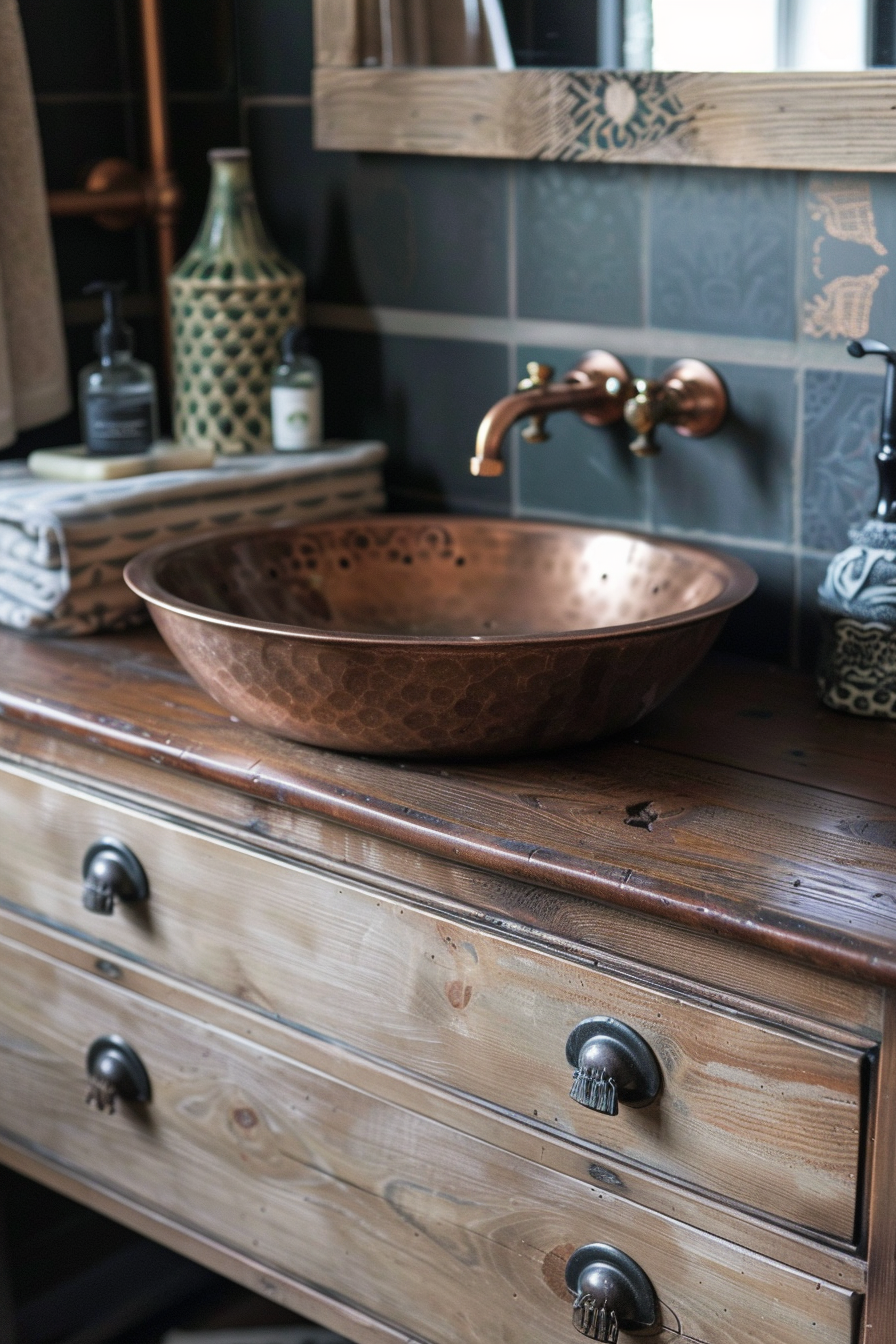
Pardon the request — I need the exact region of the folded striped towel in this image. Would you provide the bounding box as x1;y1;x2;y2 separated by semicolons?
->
0;442;387;635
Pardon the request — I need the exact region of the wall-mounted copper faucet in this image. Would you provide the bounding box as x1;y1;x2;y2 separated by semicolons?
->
470;351;728;476
470;351;632;476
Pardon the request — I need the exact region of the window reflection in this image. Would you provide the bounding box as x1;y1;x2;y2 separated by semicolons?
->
363;0;896;70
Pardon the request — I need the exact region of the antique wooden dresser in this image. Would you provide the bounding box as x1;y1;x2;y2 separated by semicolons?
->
0;628;893;1344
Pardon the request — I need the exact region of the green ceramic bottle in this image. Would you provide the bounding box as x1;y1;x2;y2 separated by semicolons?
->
169;147;304;455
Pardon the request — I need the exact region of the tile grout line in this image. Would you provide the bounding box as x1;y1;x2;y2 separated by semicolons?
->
506;162;520;519
641;166;655;530
790;175;807;669
307;303;882;376
241;94;313;107
790;367;807;668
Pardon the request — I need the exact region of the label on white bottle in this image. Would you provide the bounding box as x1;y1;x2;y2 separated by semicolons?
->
272;385;322;451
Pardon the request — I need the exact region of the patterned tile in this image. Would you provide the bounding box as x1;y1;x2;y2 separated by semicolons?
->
516;346;649;526
801;370;882;553
235;0;313;97
516;163;645;326
311;330;511;515
800;175;896;346
713;546;795;665
651;362;797;542
247;107;509;315
649;168;798;340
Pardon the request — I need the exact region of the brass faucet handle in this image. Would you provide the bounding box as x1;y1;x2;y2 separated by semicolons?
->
517;362;555;392
521;413;550;444
623;380;662;458
623;361;727;458
517;363;556;444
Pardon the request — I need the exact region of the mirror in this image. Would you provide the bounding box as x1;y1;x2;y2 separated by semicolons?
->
316;0;896;171
364;0;896;71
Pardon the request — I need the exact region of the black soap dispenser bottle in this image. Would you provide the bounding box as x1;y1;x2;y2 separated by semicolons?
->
79;281;159;456
817;338;896;718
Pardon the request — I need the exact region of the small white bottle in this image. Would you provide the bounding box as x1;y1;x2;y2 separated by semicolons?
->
271;325;323;451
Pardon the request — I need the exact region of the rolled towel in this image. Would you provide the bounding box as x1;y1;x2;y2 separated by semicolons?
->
0;443;387;635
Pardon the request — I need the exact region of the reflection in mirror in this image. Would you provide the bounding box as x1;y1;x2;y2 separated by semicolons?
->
364;0;896;71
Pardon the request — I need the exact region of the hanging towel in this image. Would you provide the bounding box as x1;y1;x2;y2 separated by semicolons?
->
0;0;70;446
0;442;387;635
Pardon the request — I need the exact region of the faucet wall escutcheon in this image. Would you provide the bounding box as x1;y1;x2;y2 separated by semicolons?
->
623;359;728;458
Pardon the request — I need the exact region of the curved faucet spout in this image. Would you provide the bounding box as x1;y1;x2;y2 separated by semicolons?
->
470;351;632;477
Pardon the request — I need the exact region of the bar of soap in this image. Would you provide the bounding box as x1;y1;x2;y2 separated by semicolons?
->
28;441;215;481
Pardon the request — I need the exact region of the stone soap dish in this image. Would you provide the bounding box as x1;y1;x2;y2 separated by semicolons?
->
29;441;215;482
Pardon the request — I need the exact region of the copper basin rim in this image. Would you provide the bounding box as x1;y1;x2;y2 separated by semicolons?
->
124;515;757;758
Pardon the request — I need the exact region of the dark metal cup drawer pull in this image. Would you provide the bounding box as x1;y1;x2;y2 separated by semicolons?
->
565;1244;657;1342
566;1018;661;1116
85;1035;151;1114
81;839;149;915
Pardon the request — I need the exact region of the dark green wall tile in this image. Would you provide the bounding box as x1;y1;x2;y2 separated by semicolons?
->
713;546;795;664
36;102;129;190
800;175;896;348
50;219;144;300
797;553;833;672
164;0;236;95
247;106;508;314
649;168;798;339
169;102;243;249
802;369;881;553
516;345;648;525
236;0;313;96
19;0;125;94
311;330;511;513
651;362;797;542
516;163;644;326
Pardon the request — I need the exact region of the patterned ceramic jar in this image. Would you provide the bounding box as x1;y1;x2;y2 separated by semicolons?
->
817;520;896;719
169;148;304;455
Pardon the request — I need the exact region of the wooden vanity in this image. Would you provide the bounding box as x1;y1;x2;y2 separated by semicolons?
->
0;626;893;1343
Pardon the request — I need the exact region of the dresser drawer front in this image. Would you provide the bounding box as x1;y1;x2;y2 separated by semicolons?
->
0;934;857;1344
0;766;865;1238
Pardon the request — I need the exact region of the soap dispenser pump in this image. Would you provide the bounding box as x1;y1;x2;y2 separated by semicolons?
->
817;337;896;718
79;281;159;456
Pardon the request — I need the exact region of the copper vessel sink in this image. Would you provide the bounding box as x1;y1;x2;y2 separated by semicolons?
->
125;516;756;758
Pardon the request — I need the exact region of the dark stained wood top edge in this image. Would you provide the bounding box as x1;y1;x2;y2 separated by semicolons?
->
0;634;894;988
0;630;894;988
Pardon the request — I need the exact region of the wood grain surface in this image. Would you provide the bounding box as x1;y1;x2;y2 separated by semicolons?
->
0;764;866;1238
313;66;896;172
0;630;892;986
0;932;859;1344
312;0;358;66
0;901;865;1289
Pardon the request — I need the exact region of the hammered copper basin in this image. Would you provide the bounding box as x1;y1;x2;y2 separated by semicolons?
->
125;516;756;758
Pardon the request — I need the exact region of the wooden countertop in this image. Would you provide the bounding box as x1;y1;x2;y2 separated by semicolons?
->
0;627;894;986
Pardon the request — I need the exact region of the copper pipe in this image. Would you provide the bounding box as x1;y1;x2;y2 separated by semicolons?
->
139;0;180;383
46;0;181;390
48;187;149;219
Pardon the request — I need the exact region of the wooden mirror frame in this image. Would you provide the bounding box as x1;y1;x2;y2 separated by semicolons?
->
313;0;896;171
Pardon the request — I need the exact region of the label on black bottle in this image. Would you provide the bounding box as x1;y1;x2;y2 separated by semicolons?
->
85;396;154;456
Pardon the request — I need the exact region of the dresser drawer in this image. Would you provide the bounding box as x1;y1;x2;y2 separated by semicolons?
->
0;765;867;1238
0;932;859;1344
